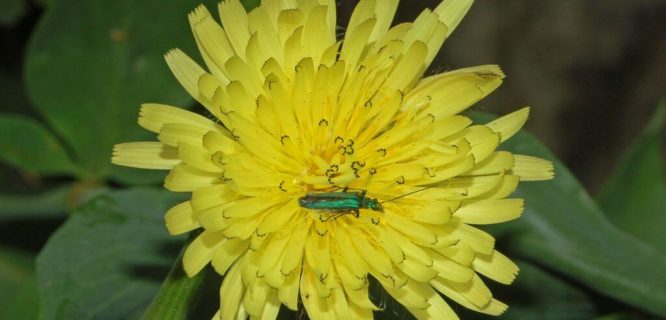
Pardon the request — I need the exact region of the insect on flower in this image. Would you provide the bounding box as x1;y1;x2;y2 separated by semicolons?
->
299;187;442;220
112;0;556;319
299;189;384;218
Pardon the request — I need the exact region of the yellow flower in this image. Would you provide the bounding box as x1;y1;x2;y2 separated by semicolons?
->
112;0;554;319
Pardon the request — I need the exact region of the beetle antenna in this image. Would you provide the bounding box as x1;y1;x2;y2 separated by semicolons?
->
380;186;435;204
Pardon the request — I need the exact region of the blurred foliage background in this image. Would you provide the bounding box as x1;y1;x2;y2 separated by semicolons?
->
0;0;664;319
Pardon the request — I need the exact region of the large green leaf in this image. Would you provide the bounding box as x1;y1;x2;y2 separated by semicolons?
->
0;246;39;320
597;102;666;250
25;0;219;181
0;183;106;221
0;113;78;176
36;188;186;320
466;112;666;317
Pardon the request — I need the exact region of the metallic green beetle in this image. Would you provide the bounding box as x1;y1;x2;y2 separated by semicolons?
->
298;190;384;218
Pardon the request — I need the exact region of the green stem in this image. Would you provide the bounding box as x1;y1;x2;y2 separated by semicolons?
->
142;233;215;320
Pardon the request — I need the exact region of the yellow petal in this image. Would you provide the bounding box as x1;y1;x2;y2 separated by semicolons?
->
512;155;555;181
436;242;475;266
183;230;226;276
302;5;335;64
260;292;281;320
474;174;520;200
191;184;239;212
465;151;514;176
164;164;222;192
225;56;263;99
188;5;233;84
300;267;332;319
386;212;438;247
472;250;519;285
221;195;285;219
218;0;250;56
158;123;209;148
388;228;433;267
202;131;239;155
407;287;460;320
223;216;264;240
211;238;248;276
164;49;210;105
454;199;524;225
280;220;309;275
409;200;457;225
220;260;245;320
370;0;399;42
339;270;377;310
340;18;377;67
434;0;474;38
399;257;438;283
256;202;300;237
277;8;304;43
402;9;447;67
426;115;472;141
428;248;474;283
197;202;235;231
486;107;530;142
305;227;332;281
243;278;271;317
451;125;500;164
370;226;406;264
378;271;430;309
164;201;199;235
178;142;222;173
431;275;508;315
347;228;393;277
407;65;504;118
138;103;220;134
112;142;179;170
248;6;283;63
256;232;292;279
386;41;428;90
278;263;301;310
431;274;492;309
441;219;495;255
333;223;369;277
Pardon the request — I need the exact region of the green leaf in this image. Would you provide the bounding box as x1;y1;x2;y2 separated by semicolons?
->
0;183;106;221
468;112;666;317
241;0;261;10
25;0;220;181
142;246;220;320
0;246;39;320
36;188;186;320
0;71;31;115
141;247;204;320
0;113;78;176
597;102;666;250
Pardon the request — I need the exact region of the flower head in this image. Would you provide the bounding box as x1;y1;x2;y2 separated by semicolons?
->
112;0;554;319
